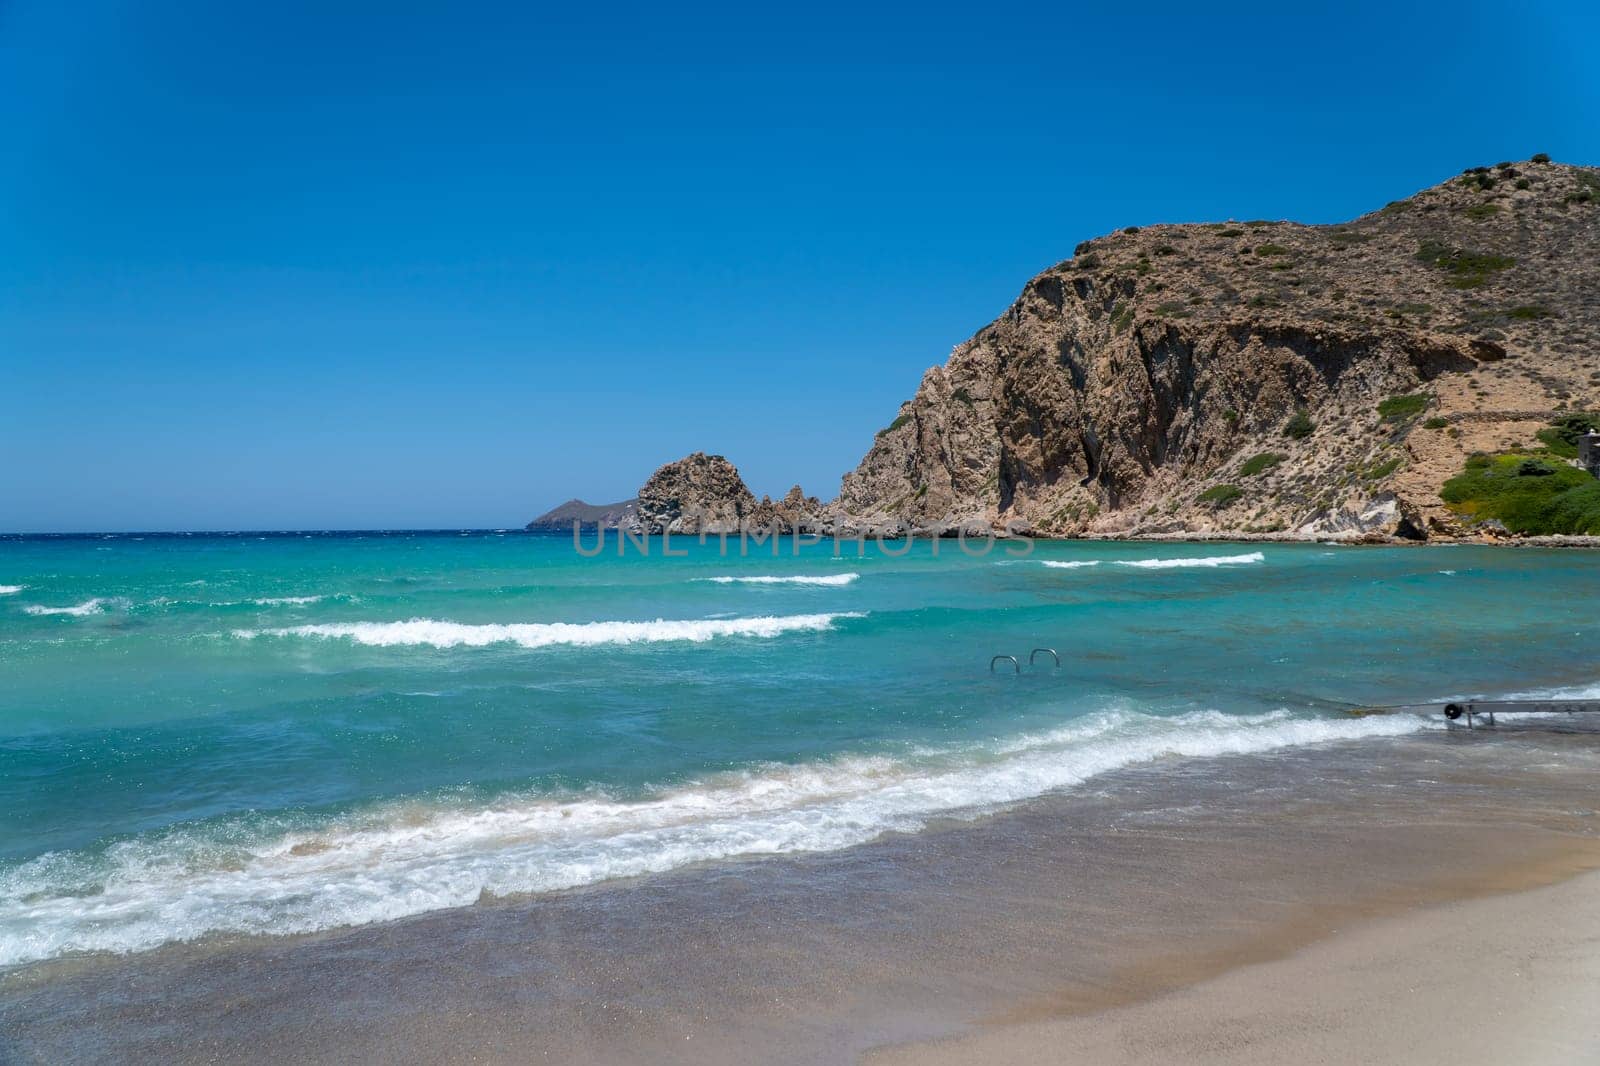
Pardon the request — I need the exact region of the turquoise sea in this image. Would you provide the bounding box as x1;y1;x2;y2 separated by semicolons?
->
2;531;1597;968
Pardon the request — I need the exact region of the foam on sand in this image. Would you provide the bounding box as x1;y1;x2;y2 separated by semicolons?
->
702;573;860;586
234;612;865;649
0;706;1432;965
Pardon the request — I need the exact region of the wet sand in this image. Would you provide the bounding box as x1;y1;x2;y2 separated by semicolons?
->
4;723;1599;1064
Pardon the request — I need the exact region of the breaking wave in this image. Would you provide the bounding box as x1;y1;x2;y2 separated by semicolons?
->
1116;551;1265;570
1040;560;1101;570
0;706;1431;965
233;613;865;649
23;597;126;617
701;573;859;586
0;585;24;596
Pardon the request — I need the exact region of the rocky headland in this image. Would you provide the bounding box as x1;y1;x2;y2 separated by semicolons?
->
535;159;1600;542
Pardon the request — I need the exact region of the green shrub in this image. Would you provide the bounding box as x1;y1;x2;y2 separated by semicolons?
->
1218;227;1245;237
1463;203;1500;220
1531;152;1551;163
1423;417;1449;430
1505;305;1549;320
1415;241;1516;287
1515;178;1532;190
1239;452;1286;477
1441;451;1600;534
1377;393;1429;422
1255;243;1291;257
1283;408;1314;439
1198;484;1243;507
1534;412;1600;457
1366;457;1403;479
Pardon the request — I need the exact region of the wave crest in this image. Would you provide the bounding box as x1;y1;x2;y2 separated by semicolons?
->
234;612;864;649
23;597;126;617
0;707;1430;965
701;573;859;586
1116;551;1265;570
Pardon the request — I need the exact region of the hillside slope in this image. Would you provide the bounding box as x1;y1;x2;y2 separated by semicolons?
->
833;159;1600;539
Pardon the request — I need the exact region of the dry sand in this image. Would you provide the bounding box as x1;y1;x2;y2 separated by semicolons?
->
871;868;1600;1065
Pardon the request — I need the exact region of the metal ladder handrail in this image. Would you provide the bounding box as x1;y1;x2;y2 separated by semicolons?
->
990;655;1020;675
1029;647;1060;668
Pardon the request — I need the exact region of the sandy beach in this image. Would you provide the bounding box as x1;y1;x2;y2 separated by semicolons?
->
874;867;1600;1065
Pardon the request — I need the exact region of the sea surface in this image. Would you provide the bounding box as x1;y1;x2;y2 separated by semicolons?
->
3;531;1598;970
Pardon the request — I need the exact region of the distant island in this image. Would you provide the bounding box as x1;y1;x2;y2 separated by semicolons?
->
525;498;638;532
534;158;1600;542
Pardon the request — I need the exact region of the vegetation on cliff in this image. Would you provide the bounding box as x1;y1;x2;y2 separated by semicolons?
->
1439;413;1600;535
1441;451;1600;535
832;157;1600;540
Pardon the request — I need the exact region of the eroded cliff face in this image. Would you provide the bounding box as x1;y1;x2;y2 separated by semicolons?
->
833;159;1600;538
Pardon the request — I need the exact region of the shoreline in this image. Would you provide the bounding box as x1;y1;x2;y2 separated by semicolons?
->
5;727;1599;1063
871;863;1600;1065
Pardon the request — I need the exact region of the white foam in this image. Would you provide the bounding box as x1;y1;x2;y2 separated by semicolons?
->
0;585;24;596
1116;551;1265;570
0;707;1430;965
22;597;125;617
234;613;864;649
1498;681;1600;702
701;573;860;586
1040;560;1101;570
250;595;327;606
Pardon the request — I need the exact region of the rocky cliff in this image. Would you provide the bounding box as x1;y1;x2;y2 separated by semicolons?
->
833;158;1600;539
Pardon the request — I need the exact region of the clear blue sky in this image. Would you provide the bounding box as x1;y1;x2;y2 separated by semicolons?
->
2;1;1595;531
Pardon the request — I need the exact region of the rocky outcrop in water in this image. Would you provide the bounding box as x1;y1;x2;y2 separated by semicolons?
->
635;453;758;534
830;158;1600;539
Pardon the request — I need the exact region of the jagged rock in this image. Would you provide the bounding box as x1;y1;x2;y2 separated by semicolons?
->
635;453;756;535
831;160;1600;542
1297;493;1424;540
750;485;827;535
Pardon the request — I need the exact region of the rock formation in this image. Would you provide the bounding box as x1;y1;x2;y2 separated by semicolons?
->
831;158;1600;539
634;452;758;534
